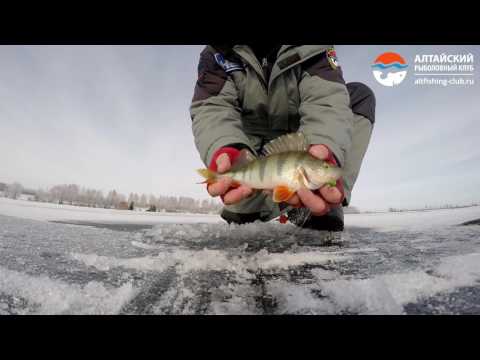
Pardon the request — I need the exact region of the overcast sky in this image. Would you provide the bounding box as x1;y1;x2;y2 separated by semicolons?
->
0;45;478;211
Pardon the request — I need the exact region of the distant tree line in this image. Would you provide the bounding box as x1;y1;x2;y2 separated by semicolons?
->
2;181;480;215
0;182;25;200
0;181;222;214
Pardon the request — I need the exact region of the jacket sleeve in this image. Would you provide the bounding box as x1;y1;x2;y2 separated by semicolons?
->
297;48;354;167
190;47;254;167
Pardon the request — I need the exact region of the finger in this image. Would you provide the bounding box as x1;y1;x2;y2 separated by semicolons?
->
319;185;343;205
297;188;330;215
223;185;253;205
285;194;302;208
216;153;232;174
207;177;233;197
308;144;330;160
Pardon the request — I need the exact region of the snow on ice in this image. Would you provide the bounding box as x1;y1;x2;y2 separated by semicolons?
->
1;197;480;314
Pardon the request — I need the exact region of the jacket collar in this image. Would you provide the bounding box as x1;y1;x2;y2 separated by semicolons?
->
269;45;331;87
214;45;332;87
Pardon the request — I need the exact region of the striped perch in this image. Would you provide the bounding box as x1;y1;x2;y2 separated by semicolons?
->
197;133;342;203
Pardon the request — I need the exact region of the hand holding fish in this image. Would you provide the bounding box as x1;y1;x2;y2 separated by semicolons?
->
206;148;254;205
284;144;344;216
198;133;344;212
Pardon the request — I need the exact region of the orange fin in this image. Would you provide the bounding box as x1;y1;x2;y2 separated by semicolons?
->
272;185;295;203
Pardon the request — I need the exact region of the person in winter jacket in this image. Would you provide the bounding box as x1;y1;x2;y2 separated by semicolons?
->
190;45;375;232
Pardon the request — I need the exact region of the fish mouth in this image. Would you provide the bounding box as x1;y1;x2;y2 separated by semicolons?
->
301;166;341;189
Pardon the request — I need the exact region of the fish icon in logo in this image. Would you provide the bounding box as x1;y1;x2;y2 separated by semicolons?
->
371;52;408;87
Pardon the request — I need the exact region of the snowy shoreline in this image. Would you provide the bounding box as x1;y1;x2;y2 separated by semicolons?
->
1;197;479;231
0;197;222;224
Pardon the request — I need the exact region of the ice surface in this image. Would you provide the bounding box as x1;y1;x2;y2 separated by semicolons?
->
0;266;136;314
1;199;480;314
319;253;480;315
70;249;349;274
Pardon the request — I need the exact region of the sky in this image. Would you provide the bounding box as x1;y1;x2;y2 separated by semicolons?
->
0;45;478;211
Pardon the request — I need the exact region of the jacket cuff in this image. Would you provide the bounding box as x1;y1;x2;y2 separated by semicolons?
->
205;137;255;166
209;147;241;171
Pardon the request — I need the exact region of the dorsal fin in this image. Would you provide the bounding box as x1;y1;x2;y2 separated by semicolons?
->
262;132;309;156
230;149;256;171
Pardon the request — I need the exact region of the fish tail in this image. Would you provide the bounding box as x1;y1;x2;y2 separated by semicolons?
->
196;168;217;184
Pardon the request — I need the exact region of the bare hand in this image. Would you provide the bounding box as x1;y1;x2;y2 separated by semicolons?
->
207;153;253;205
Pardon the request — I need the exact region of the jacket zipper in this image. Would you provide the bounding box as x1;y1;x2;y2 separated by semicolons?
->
232;49;269;92
262;57;269;92
262;57;268;69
